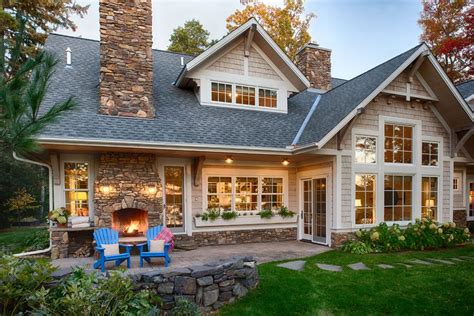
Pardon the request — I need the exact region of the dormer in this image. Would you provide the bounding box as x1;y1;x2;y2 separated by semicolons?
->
175;18;310;114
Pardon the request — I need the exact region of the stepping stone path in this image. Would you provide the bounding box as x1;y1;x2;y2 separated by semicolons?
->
377;264;394;269
428;258;454;265
316;263;343;272
449;258;464;262
348;262;370;270
277;260;306;271
410;259;434;265
459;256;474;260
397;263;412;268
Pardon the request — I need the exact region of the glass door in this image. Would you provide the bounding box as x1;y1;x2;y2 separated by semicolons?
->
164;166;185;233
302;179;313;240
312;178;327;243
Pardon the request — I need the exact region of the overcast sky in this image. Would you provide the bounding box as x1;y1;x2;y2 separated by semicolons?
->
56;0;423;79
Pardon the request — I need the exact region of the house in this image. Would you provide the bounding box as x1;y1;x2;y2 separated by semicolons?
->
30;0;473;259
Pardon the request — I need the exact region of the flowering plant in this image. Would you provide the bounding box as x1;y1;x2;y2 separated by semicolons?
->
48;207;69;226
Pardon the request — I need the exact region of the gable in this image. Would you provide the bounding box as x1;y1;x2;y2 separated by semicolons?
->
383;70;436;100
207;41;245;75
248;45;282;81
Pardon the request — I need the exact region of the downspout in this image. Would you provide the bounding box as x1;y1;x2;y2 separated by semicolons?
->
12;152;53;257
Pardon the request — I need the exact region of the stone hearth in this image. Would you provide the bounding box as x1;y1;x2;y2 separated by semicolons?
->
94;153;163;230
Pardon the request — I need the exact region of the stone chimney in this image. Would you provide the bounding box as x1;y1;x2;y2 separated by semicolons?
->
295;43;332;91
99;0;154;118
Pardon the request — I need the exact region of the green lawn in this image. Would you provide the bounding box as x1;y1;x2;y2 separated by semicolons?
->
0;227;48;254
220;245;474;316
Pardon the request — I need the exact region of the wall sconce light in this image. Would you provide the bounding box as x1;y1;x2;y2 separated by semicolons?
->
282;159;290;166
147;185;157;195
225;156;234;164
100;185;111;194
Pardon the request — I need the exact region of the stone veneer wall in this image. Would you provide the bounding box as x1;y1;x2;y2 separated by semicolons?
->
331;231;355;248
51;229;94;259
453;209;467;228
94;153;163;228
295;43;331;91
99;0;154;118
175;228;297;247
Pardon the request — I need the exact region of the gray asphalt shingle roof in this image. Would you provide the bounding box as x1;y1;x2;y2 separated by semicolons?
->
41;34;423;151
297;44;423;146
456;79;474;99
41;34;318;149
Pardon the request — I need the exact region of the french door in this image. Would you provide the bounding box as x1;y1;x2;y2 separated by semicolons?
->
164;166;185;233
301;177;327;244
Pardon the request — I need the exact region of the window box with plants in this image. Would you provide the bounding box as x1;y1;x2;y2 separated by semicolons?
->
194;206;297;227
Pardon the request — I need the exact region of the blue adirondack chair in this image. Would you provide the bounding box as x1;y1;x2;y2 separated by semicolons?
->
93;228;132;272
137;225;171;268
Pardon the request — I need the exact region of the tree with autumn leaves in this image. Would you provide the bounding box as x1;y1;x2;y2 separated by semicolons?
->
226;0;315;61
419;0;473;83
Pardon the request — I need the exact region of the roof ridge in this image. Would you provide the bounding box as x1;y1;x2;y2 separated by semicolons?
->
324;43;424;95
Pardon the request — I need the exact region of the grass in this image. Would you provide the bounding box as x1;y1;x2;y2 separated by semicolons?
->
0;227;48;254
220;245;474;316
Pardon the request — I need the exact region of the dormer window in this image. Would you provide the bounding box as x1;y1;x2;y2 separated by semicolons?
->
259;88;277;108
236;85;256;106
211;82;232;103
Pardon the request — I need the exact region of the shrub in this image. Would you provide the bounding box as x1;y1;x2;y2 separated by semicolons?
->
221;210;238;220
201;208;220;221
24;228;49;251
171;297;200;316
277;206;295;218
257;209;274;219
341;240;373;255
0;256;160;315
343;219;470;254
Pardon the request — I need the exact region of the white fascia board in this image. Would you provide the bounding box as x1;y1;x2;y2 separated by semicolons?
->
37;137;293;155
176;18;310;89
294;44;430;153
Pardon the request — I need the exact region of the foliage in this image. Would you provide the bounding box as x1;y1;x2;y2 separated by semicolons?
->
277;206;295;218
168;19;216;55
0;256;160;315
171;297;200;316
0;255;56;315
0;227;47;254
1;15;77;156
4;188;39;224
0;0;88;76
343;219;471;254
23;227;49;251
226;0;315;60
201;208;221;221
257;209;274;219
418;0;473;83
48;207;70;225
220;245;474;315
221;210;238;220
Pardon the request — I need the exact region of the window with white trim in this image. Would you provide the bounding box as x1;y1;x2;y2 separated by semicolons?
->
206;176;284;212
211;82;232;103
258;88;277;108
453;177;460;191
384;175;412;221
355;136;376;164
236;85;256;106
421;176;438;220
422;141;439;166
384;124;413;164
469;182;474;218
355;174;376;224
64;162;90;216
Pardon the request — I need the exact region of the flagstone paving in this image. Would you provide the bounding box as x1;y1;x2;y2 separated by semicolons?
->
410;259;434;265
277;260;306;271
397;263;412;268
377;264;394;269
316;263;343;272
348;262;370;270
428;258;455;265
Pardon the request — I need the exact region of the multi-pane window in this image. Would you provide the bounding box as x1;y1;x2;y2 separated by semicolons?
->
64;162;89;216
261;177;283;210
384;175;412;221
236;85;256;106
258;88;277;108
211;82;232;103
355;136;376;164
355;174;376;224
235;177;258;211
207;177;232;211
469;183;474;218
421;177;438;220
453;177;460;191
422;142;439;166
207;176;284;212
384;124;413;164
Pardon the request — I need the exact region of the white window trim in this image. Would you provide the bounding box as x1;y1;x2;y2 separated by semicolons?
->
467;180;474;221
382;118;418;167
421;135;443;170
353;134;378;165
420;175;441;221
59;154;94;220
453;176;461;192
202;168;288;213
210;80;279;110
354;173;377;226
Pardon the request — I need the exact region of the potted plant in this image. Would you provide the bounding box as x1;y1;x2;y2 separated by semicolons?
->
49;207;69;228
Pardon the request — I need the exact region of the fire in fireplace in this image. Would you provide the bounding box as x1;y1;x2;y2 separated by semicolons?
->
112;208;148;237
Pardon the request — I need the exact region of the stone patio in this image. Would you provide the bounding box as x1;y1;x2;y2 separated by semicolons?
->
52;241;329;273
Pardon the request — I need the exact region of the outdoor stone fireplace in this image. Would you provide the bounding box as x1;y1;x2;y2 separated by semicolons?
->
94;153;163;233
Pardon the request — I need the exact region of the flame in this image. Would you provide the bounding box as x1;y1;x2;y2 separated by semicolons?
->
124;220;140;233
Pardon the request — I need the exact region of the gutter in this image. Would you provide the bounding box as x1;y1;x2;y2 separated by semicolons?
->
12;152;53;257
